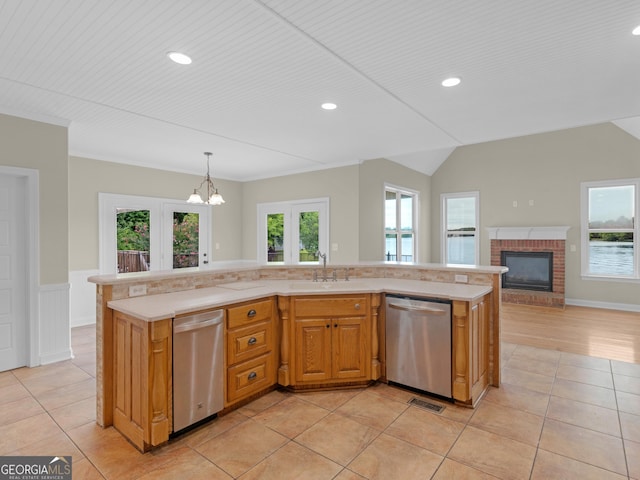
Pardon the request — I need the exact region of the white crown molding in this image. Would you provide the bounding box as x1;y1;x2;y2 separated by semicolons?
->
486;226;570;240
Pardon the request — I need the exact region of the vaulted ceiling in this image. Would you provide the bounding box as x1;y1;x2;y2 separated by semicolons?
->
1;1;639;181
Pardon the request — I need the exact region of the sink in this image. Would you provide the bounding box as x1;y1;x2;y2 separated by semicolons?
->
288;281;369;291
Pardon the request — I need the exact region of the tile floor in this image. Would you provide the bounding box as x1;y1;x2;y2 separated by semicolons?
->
1;325;639;479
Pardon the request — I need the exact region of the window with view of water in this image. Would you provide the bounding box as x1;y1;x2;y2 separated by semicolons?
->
441;192;479;265
385;187;417;262
582;180;638;279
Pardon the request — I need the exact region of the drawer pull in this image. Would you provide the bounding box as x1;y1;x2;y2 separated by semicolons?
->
354;303;361;310
247;337;257;345
248;371;258;381
247;309;257;317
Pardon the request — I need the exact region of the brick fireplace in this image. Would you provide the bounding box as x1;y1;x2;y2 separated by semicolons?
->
488;226;570;307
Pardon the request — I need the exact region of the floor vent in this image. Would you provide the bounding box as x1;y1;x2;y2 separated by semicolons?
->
408;397;445;414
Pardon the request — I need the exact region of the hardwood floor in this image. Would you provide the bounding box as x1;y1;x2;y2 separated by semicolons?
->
501;302;640;364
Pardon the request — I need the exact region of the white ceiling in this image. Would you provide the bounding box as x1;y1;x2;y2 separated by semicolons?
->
1;1;640;181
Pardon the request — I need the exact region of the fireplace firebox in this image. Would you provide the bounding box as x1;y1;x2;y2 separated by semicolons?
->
501;251;553;292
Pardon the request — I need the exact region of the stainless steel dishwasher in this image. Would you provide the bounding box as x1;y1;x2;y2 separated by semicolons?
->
173;309;224;432
385;295;452;399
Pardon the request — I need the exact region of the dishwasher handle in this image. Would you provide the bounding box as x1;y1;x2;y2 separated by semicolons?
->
387;302;449;315
174;315;223;333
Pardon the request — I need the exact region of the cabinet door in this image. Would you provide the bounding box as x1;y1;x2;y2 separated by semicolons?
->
294;318;332;383
332;317;368;379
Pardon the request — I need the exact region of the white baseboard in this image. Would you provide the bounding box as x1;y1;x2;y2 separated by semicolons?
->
565;297;640;313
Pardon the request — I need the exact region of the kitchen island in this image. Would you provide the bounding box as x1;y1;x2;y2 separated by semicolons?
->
89;262;505;451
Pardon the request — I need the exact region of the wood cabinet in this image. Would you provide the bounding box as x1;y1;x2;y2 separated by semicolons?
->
452;293;491;406
112;311;171;452
225;298;277;405
279;294;381;388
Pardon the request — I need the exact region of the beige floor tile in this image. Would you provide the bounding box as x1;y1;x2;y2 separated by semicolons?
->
531;449;627;480
252;395;329;438
505;355;558;377
612;360;640;378
334;469;367;480
432;458;500;479
335;389;408;431
385;405;464;455
0;371;19;388
69;458;106;480
4;428;85;461
137;447;232;480
0;381;32;405
237;389;289;417
625;439;640;480
0;395;45;426
240;441;342;480
546;396;620;436
511;345;561;364
295;388;361;410
614;373;640;395
482;383;550;416
11;361;76;381
367;382;416;403
34;377;96;411
539;418;627;475
20;365;93;397
468;400;544;446
348;433;443;480
439;401;476;423
0;412;64;455
194;420;288;478
551;377;617;409
620;411;640;443
48;396;96;431
559;352;612;372
501;366;554;394
179;410;249;448
295;413;379;466
616;390;640;416
65;423;172;480
448;425;536;480
556;364;614;389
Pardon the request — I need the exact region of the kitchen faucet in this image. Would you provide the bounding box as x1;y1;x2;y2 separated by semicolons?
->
317;252;327;281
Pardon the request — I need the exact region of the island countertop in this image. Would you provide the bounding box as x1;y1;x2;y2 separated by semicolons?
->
107;278;493;321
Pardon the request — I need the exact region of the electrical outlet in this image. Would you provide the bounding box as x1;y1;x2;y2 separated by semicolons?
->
129;284;147;297
332;243;339;251
455;274;468;283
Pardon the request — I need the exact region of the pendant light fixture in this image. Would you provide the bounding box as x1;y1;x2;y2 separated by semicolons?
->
187;152;225;205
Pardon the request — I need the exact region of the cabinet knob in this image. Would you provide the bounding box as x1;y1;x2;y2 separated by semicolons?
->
334;323;337;328
247;309;257;317
248;371;257;381
326;324;330;328
354;303;361;310
247;337;257;345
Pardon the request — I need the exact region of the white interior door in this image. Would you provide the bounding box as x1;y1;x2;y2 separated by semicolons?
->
0;174;27;371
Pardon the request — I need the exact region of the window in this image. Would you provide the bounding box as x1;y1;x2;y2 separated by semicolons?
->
441;192;479;265
99;194;211;273
385;186;417;262
257;198;329;264
581;179;638;279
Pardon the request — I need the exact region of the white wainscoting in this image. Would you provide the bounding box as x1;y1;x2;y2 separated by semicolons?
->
70;269;99;327
39;283;71;365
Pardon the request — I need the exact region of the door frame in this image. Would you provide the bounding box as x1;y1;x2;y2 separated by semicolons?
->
0;166;40;367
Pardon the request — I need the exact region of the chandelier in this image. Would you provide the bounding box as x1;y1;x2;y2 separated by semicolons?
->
187;152;225;205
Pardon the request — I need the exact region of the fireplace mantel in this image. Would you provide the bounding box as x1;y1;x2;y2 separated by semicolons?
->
486;226;570;240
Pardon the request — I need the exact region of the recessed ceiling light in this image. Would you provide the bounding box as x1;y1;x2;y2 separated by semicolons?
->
167;51;192;65
633;25;640;35
441;77;461;87
321;102;337;110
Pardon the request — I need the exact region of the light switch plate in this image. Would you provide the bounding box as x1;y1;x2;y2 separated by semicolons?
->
129;284;147;297
454;274;468;283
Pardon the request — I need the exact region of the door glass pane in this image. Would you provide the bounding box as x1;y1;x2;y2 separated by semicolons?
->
116;209;150;272
400;233;413;262
173;212;199;268
385;234;397;261
385;191;396;229
400;194;413;230
298;211;319;262
267;213;284;263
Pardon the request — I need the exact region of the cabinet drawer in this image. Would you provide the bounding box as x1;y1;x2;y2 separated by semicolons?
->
228;320;272;365
227;353;275;403
227;299;273;329
294;296;368;317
